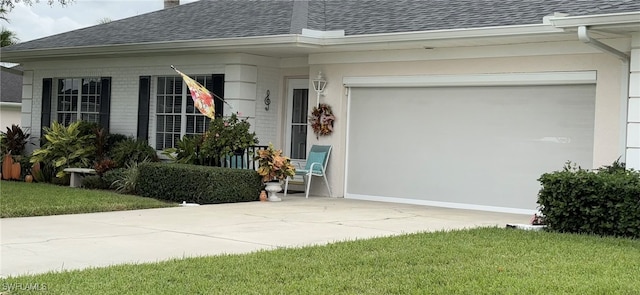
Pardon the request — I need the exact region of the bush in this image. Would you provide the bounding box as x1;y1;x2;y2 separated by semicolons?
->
103;168;126;188
200;113;258;165
110;137;158;167
105;133;129;155
112;160;146;194
537;162;640;238
162;135;204;165
30;121;96;178
82;175;109;189
137;163;262;204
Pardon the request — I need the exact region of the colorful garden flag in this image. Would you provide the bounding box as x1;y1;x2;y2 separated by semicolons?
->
171;65;215;119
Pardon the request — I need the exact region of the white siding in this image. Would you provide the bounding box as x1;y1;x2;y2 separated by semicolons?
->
21;54;283;150
255;66;282;145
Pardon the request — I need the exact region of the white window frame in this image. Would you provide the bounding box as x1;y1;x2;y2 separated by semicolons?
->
53;77;102;126
154;75;212;150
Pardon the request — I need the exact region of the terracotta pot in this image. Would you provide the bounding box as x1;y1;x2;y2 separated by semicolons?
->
11;162;21;180
25;174;33;183
259;190;267;202
2;154;13;180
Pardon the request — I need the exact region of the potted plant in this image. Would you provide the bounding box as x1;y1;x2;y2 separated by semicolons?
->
255;143;296;201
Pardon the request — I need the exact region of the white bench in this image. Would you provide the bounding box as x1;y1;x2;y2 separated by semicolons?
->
63;168;97;188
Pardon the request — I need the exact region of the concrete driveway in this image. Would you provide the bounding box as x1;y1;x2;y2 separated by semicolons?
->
1;197;530;278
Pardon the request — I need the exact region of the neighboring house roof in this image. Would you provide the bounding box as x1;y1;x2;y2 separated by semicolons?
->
3;0;640;52
0;66;23;103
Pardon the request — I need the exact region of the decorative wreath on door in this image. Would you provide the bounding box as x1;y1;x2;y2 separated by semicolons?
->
309;103;336;139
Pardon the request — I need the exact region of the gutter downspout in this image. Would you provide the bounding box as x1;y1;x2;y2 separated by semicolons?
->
577;26;629;61
577;25;630;163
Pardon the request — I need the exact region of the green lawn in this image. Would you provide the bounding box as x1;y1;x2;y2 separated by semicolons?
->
1;228;638;294
0;180;175;218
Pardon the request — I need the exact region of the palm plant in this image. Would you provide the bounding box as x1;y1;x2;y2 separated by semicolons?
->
0;26;19;47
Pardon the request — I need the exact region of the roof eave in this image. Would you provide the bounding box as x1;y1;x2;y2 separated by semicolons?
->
1;24;571;62
0;35;310;62
548;11;640;30
329;24;565;45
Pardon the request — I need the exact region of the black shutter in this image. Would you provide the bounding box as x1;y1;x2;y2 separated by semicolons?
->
137;76;151;140
99;77;111;131
41;78;53;136
211;74;224;117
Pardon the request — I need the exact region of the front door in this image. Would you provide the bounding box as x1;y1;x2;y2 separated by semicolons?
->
285;79;309;172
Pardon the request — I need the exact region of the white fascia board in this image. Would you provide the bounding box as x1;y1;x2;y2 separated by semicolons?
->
0;35;307;61
325;24;564;45
549;11;640;29
2;24;564;62
343;71;597;88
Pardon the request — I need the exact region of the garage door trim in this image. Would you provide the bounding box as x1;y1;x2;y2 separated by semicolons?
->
343;71;596;88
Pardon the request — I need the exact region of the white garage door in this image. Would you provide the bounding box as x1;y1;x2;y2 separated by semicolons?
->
346;84;596;211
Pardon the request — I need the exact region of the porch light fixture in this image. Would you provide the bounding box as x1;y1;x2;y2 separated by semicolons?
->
312;71;327;107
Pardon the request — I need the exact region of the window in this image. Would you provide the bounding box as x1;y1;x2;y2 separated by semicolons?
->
290;89;308;159
286;79;309;160
155;75;215;150
55;78;102;126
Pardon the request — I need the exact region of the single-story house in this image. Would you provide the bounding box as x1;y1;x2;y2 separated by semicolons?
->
0;65;23;129
1;0;639;214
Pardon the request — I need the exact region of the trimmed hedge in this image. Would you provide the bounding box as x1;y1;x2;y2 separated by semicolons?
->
538;163;640;238
137;163;262;204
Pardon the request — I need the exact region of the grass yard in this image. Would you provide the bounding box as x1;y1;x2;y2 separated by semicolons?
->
0;180;175;218
1;228;638;294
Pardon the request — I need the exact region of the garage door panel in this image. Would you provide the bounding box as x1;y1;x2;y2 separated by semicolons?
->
347;85;596;210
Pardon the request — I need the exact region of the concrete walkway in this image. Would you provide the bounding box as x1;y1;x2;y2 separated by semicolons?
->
1;197;530;278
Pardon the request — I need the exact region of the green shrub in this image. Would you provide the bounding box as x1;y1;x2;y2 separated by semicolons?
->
105;133;129;155
82;175;109;189
200;113;258;165
32;162;56;183
75;121;101;137
162;135;204;165
537;162;640;238
110;137;158;167
103;168;125;188
137;163;262;204
30;121;96;178
112;160;147;194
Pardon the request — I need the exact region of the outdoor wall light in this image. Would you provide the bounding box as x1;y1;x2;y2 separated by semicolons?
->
312;71;327;107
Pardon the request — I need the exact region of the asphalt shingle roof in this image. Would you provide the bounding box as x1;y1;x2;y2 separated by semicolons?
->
3;0;640;52
318;0;640;35
1;66;23;103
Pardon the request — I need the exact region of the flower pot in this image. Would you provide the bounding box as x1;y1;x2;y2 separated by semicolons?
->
264;181;282;202
2;154;13;180
11;162;21;180
259;190;267;202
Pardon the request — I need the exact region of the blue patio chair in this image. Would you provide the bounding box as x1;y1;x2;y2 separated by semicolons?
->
284;145;332;198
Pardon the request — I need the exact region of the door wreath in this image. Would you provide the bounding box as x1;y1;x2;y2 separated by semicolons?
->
309;103;335;139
